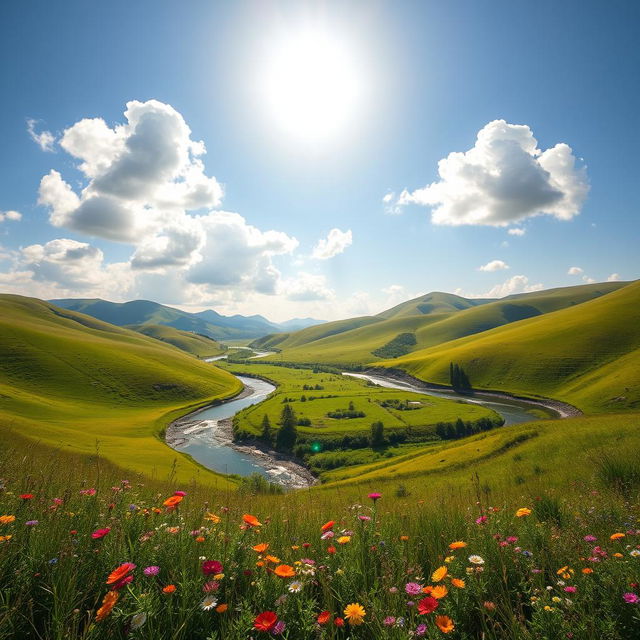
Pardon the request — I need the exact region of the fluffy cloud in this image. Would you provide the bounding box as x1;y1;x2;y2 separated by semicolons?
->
312;228;352;260
396;120;589;226
568;266;583;275
508;227;526;236
38;100;223;245
607;273;621;282
27;119;55;152
478;259;509;272
282;272;334;301
485;275;544;298
0;210;21;222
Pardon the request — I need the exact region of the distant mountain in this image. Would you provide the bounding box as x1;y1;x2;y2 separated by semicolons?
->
278;317;326;331
49;298;324;340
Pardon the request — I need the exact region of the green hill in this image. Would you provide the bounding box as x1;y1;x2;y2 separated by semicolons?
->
376;291;492;319
127;323;226;357
0;294;242;487
265;281;627;365
381;280;640;413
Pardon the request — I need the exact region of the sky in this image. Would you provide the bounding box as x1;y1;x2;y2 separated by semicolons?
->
0;0;638;322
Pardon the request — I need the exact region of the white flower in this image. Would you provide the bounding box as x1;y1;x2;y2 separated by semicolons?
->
130;613;147;630
630;549;640;557
288;580;303;593
468;555;485;565
201;595;218;611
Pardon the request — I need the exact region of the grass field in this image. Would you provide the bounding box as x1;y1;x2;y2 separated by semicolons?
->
0;294;242;488
127;324;226;358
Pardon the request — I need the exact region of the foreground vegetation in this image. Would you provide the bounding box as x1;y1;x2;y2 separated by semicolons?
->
1;426;639;639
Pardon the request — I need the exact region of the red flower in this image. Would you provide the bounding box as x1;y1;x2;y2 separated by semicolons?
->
334;617;345;627
321;520;335;531
202;560;223;575
317;611;331;624
254;611;278;632
19;494;33;500
327;545;336;554
417;596;440;615
91;528;111;539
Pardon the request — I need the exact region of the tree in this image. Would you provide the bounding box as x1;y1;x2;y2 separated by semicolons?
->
370;421;385;449
276;404;298;452
260;414;272;444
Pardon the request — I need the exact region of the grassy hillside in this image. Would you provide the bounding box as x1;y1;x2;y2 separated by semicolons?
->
0;294;243;487
266;281;628;365
127;324;226;357
382;280;640;413
376;290;492;319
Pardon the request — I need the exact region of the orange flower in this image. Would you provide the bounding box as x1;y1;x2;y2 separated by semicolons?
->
195;536;206;543
265;555;280;564
317;610;331;624
582;568;593;574
431;566;448;582
256;561;265;567
0;535;12;543
274;564;296;578
0;515;16;525
448;541;467;550
400;535;409;541
515;507;531;517
431;585;448;599
435;615;455;633
451;578;465;589
205;512;221;524
216;604;228;613
96;590;119;621
163;495;183;508
613;552;624;558
253;543;269;553
321;520;335;531
610;532;625;540
243;514;261;527
162;584;176;593
422;585;433;594
106;562;136;585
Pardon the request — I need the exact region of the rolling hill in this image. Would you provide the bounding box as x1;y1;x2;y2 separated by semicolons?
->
257;281;628;365
127;323;226;357
0;294;243;487
381;280;640;413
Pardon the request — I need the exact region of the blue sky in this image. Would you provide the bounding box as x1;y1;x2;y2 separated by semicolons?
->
0;0;638;321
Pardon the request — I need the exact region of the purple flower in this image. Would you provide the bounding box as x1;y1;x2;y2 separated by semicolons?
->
583;535;597;542
143;565;160;576
623;592;639;604
416;623;428;636
406;601;415;608
405;582;423;595
25;520;39;526
271;620;286;635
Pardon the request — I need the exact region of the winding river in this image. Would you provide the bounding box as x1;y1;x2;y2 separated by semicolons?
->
166;363;571;486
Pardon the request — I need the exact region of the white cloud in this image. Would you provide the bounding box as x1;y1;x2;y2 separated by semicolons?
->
312;228;352;260
396;119;589;226
27;119;55;152
607;273;621;282
382;192;394;204
485;275;544;298
508;227;526;236
582;275;595;284
0;210;22;222
478;259;509;272
568;266;583;275
282;272;334;301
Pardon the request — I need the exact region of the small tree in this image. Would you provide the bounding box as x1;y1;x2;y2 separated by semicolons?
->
276;403;298;452
260;414;272;443
370;421;385;449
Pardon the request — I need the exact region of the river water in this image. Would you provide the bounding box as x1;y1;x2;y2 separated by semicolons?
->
169;365;557;482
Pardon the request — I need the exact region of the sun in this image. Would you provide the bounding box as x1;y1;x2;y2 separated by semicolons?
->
261;29;362;145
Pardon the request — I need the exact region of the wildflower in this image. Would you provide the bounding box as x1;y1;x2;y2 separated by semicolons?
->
162;584;176;594
91;528;110;539
202;560;223;575
254;611;278;632
317;611;331;624
95;590;119;621
475;515;488;524
610;533;625;540
358;515;371;522
416;623;428;636
321;520;335;531
265;555;280;564
368;493;382;502
451;578;465;589
25;520;39;526
400;535;409;541
205;512;221;524
0;515;15;525
405;582;423;595
435;615;455;633
337;536;351;544
203;581;219;592
253;543;269;553
327;545;336;554
173;490;186;497
201;595;218;611
321;530;334;540
432;585;448;599
130;612;147;630
582;568;593;574
630;549;640;557
80;488;96;496
195;536;205;543
431;566;448;582
216;604;228;613
143;566;160;576
162;495;183;508
515;508;532;517
417;596;439;615
623;593;639;604
484;601;496;611
19;494;33;500
584;535;597;542
449;541;467;550
288;580;303;593
334;617;345;627
468;555;485;565
344;603;366;625
107;563;136;585
272;620;286;634
0;535;12;543
383;616;396;626
274;564;296;578
564;586;577;593
243;514;261;527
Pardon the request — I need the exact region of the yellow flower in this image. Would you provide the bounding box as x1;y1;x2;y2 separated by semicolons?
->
515;508;532;517
0;535;12;543
451;578;465;589
337;536;351;545
343;602;365;625
0;515;16;525
431;566;448;582
205;512;221;524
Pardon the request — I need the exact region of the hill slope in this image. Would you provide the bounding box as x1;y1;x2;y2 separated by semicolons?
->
127;324;226;357
0;294;242;486
381;280;640;412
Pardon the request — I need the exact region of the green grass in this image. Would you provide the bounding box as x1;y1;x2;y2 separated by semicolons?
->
127;324;226;357
0;294;243;488
381;280;640;413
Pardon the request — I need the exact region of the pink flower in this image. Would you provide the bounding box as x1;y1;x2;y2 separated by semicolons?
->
623;592;639;604
202;560;223;575
80;488;97;496
368;493;382;502
584;535;597;542
143;566;160;576
475;516;488;525
174;490;187;497
91;528;110;539
564;586;577;593
405;582;423;595
112;574;134;590
358;515;371;522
